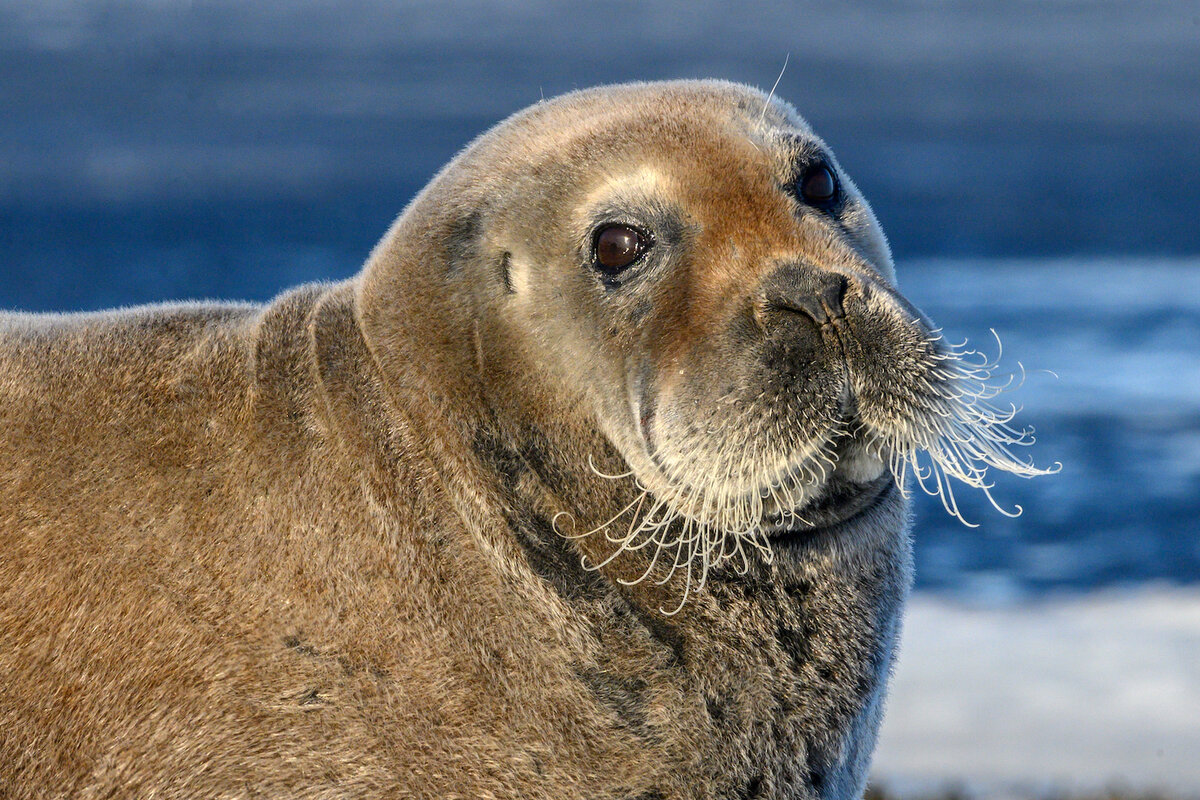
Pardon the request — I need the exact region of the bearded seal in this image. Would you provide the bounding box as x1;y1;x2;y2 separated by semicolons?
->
0;81;1051;798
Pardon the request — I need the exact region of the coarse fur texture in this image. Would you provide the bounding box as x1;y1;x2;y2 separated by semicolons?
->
0;81;1049;798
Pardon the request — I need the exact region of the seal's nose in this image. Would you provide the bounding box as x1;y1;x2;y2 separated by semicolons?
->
788;273;847;325
758;265;849;328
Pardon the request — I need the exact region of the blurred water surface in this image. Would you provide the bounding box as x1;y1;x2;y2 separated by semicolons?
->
1;0;1198;599
901;258;1200;599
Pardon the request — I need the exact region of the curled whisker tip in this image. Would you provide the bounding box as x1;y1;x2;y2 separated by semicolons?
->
551;510;578;537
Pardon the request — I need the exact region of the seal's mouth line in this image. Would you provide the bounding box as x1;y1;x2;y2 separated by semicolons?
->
762;474;895;539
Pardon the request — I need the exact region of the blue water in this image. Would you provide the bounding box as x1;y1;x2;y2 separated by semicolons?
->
1;0;1198;598
900;260;1200;599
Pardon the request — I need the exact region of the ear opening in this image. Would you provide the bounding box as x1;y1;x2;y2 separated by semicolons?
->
498;252;515;294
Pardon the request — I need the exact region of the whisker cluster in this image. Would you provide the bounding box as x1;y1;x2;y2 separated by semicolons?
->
559;329;1057;611
862;328;1061;527
556;454;780;615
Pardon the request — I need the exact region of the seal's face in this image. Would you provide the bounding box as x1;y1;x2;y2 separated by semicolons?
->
445;83;1050;597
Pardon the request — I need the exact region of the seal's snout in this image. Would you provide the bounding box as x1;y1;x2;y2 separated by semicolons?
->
757;264;850;330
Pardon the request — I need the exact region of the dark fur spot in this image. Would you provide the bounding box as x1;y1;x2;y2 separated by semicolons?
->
783;577;813;602
283;636;320;658
775;622;811;672
296;688;324;707
576;666;651;737
628;298;653;326
629;604;686;667
284;636;378;679
705;693;726;723
510;509;608;601
516;428;575;497
630;792;665;800
444;210;483;273
741;776;764;799
471;427;524;492
809;767;826;797
726;573;774;600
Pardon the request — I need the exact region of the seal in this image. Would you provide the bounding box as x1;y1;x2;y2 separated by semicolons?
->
0;81;1052;798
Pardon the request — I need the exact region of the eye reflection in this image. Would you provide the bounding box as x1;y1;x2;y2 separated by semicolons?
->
595;225;648;273
798;163;838;206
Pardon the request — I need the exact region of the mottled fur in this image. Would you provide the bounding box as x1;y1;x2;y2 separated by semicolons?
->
0;82;915;798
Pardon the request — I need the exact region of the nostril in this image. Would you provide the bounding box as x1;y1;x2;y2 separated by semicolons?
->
781;294;831;325
768;272;849;327
819;274;848;321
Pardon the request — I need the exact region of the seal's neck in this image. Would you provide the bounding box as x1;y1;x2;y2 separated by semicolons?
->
329;271;911;800
462;419;911;799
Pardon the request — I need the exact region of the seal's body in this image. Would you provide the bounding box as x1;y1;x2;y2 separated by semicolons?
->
1;81;1043;798
0;288;907;798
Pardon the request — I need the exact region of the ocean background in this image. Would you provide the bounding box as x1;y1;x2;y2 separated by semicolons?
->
2;0;1198;793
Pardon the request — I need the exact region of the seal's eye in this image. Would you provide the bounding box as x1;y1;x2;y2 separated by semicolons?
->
594;224;649;274
797;163;839;206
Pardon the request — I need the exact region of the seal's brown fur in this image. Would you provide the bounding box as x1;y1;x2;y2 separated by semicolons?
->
0;81;913;798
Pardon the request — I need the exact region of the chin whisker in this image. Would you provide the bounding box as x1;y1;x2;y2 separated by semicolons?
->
567;327;1055;612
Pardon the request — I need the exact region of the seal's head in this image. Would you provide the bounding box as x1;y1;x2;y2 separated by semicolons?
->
359;80;1053;605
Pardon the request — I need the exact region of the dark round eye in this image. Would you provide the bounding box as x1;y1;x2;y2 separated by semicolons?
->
798;163;838;206
594;224;648;274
